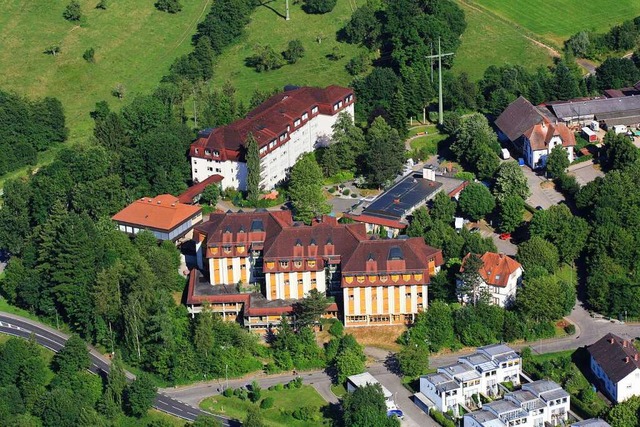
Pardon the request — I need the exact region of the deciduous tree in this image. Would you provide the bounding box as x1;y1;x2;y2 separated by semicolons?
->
283;39;305;64
63;1;82;21
498;195;524;233
125;373;157;418
493;162;530;202
517;236;559;274
546;145;570;179
458;183;495;221
343;384;399;427
288;154;330;224
364;116;405;188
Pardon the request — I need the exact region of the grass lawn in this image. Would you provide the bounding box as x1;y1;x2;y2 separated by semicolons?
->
409;125;448;159
330;384;347;398
348;325;405;352
210;1;367;103
453;0;553;79
0;0;211;187
0;296;42;322
201;385;332;426
470;0;640;47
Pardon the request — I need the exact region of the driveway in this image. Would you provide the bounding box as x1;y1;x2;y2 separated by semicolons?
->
567;162;604;187
522;167;564;209
473;222;517;256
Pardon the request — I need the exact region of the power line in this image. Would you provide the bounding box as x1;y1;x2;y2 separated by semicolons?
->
425;38;454;125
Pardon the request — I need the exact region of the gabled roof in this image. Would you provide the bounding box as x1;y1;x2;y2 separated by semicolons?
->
523;120;576;151
190;85;353;160
588;333;640;383
551;96;640;120
461;252;522;288
177;174;223;204
495;96;545;142
112;195;202;231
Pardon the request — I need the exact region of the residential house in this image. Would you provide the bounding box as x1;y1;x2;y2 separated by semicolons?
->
189;85;354;191
112;194;203;241
186;210;443;329
495;97;575;169
587;333;640;403
571;419;611;427
346;372;393;401
463;380;569;427
417;344;521;413
459;253;523;308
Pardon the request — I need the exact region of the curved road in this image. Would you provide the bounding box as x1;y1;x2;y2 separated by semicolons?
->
0;312;239;427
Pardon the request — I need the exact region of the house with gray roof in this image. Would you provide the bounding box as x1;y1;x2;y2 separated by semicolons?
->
588;333;640;403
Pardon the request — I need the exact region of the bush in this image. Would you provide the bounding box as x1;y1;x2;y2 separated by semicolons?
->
564;324;576;335
96;0;107;10
63;1;82;21
155;0;182;13
342;188;350;196
328;320;344;338
346;53;370;76
260;397;274;409
264;362;280;375
273;383;284;391
223;388;234;397
292;406;316;421
350;193;358;198
429;409;456;427
83;48;95;63
328;187;335;194
303;0;337;14
286;377;303;389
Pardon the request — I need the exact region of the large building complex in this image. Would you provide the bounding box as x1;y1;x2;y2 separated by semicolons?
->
189;85;354;191
186;210;443;329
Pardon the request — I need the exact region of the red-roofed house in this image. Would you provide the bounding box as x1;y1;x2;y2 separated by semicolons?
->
190;85;355;190
459;252;523;307
187;211;444;328
112;195;203;241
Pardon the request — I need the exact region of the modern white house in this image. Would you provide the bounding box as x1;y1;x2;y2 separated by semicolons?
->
463;380;569;427
459;253;523;308
417;344;521;413
588;333;640;403
189;85;354;191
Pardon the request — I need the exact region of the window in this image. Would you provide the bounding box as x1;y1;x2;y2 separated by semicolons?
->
195;149;199;154
349;295;354;300
207;167;213;171
294;260;302;268
311;106;318;114
417;292;423;298
297;279;303;285
311;278;317;285
405;293;411;298
213;150;219;156
294;119;301;127
227;265;233;270
205;149;211;155
279;261;289;268
302;112;308;120
223;246;231;253
216;168;222;173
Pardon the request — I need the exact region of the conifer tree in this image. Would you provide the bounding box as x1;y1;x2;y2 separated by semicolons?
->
245;133;261;206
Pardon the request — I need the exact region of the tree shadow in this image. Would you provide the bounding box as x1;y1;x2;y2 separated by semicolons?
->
257;0;286;19
320;402;343;427
384;352;402;376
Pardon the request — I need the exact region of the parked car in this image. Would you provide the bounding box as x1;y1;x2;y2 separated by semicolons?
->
499;233;511;240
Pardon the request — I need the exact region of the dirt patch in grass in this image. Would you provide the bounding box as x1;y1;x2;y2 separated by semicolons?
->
347;325;406;352
540;180;555;189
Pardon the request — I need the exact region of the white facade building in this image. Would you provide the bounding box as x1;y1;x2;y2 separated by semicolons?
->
459;253;523;308
523;121;575;170
463;380;569;427
190;86;355;191
588;333;640;403
418;344;521;413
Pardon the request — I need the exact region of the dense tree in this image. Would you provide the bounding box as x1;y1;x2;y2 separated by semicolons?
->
283;39;305;64
352;67;399;123
293;289;330;327
546;145;570;178
417;300;454;352
517;275;573;322
364;116;405;188
596;57;640;90
318;112;365;176
406;207;432;238
517;236;559;274
498;195;524;233
493;162;531;202
245;133;261;205
63;1;82;21
458;183;495;221
461;229;497;256
247;45;285;72
303;0;337;14
192;36;216;81
244;406;266;427
458;253;485;306
100;351;127;416
343;384;399;427
52;335;90;376
607;395;640;427
424;220;464;260
125;374;157;417
193;0;256;54
200;184;220;206
430;192;456;223
529;204;589;263
288;154;331;223
155;0;182;13
342;2;382;49
397;343;429;378
601;131;639;172
333;334;366;384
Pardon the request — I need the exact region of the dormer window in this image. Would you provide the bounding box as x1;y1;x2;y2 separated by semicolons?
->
195;148;199;154
223;246;231;253
213;150;219;156
333;103;339;111
280;133;286;141
302;112;308;120
279;261;289;268
294;119;301;127
269;140;276;149
308;260;316;268
205;149;211;155
311;106;318;114
294;260;302;268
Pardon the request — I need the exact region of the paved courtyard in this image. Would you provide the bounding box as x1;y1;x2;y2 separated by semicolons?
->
522;167;564;209
567;161;604;187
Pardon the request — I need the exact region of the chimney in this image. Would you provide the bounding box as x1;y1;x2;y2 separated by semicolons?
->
499;253;505;259
423;167;436;181
609;338;615;344
635;354;639;361
625;356;630;363
623;340;628;348
393;198;400;204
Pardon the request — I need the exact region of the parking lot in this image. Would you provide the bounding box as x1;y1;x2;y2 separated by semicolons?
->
567;161;604;187
522;167;565;209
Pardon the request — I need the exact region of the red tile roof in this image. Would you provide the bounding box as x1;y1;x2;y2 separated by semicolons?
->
523;120;576;151
177;174;223;204
342;213;408;229
461;252;522;288
189;86;354;161
112;195;202;232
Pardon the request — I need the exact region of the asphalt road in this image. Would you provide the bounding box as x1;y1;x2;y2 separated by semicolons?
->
0;312;238;427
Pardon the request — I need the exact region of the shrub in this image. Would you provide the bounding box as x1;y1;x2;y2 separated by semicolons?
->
292;406;316;421
260;397;274;409
346;53;370;76
273;383;284;391
429;408;456;427
283;39;305;64
564;324;576;335
223;388;234;397
264;362;279;375
63;1;82;21
342;188;350;196
351;193;358;198
286;377;303;389
155;0;182;13
303;0;337;14
96;0;107;9
83;48;95;63
327;187;335;194
328;320;344;338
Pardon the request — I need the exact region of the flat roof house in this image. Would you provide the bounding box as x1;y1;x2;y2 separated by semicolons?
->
588;333;640;403
112;194;203;241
